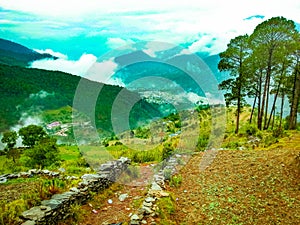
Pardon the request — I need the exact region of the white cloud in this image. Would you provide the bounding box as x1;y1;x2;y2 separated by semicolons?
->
1;0;299;55
85;59;118;83
34;48;67;59
30;52;97;76
106;38;135;50
141;41;175;57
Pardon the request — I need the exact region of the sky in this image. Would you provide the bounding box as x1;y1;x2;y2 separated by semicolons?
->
0;0;300;77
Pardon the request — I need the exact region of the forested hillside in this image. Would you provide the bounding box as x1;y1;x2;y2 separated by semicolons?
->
0;38;55;67
0;64;163;133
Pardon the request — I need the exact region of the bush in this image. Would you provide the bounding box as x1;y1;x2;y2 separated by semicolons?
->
244;123;258;136
0;199;27;225
196;133;209;151
170;174;182;188
162;143;174;160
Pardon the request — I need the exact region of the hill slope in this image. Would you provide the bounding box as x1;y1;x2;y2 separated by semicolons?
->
168;132;300;225
0;38;55;67
0;64;164;133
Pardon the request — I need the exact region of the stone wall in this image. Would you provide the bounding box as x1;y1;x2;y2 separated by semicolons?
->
20;157;131;225
0;169;60;184
130;154;185;225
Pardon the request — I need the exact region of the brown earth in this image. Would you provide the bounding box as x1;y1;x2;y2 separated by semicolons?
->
168;132;300;225
60;132;300;225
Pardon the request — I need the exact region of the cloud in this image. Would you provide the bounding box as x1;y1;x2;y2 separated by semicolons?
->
142;41;175;57
106;37;135;50
29;90;54;99
1;0;300;56
85;58;119;83
30;51;97;76
34;48;67;59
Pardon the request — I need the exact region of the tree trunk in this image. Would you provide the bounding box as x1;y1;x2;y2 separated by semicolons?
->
257;71;262;130
263;48;274;130
289;63;300;129
279;93;285;129
250;92;257;124
266;62;285;129
236;91;241;134
263;74;271;129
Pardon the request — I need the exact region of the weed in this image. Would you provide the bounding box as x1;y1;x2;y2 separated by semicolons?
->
170;174;182;188
0;199;27;225
156;196;176;224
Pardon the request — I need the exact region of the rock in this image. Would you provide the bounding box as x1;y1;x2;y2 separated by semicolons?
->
81;174;101;180
142;206;153;214
70;187;80;193
145;197;156;203
119;193;128;202
21;206;49;220
130;214;139;220
0;177;7;184
41;199;61;210
42;170;50;174
150;182;162;191
108;199;113;204
22;221;36;225
92;209;98;214
58;168;66;173
141;220;147;224
143;201;153;207
148;190;169;198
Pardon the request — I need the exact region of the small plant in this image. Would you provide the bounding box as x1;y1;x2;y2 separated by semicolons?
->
170;174;182;188
0;199;27;225
156;196;176;225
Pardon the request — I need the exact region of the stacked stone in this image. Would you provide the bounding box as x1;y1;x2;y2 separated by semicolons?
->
20;157;131;225
0;169;60;183
130;155;183;225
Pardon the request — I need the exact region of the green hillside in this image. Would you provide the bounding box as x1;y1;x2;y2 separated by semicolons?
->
0;64;164;134
0;38;56;67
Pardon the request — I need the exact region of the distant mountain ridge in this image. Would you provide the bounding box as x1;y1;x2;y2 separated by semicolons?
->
0;39;166;136
0;38;56;67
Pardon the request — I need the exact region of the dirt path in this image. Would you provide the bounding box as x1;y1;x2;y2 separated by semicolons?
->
68;164;156;225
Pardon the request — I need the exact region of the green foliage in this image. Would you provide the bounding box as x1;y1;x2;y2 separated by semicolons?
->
134;126;151;139
196;133;210;151
19;125;47;148
156;195;176;225
42;106;73;124
1;130;17;150
24;137;60;169
1;131;20;163
244;123;258;136
170;174;182;188
67;204;83;223
162;142;174;160
0;63;164;135
0;38;55;67
0;199;27;225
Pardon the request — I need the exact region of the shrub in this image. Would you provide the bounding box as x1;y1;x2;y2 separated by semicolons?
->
170;174;182;188
244;123;258;136
0;199;27;225
162;143;174;160
196;133;210;151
